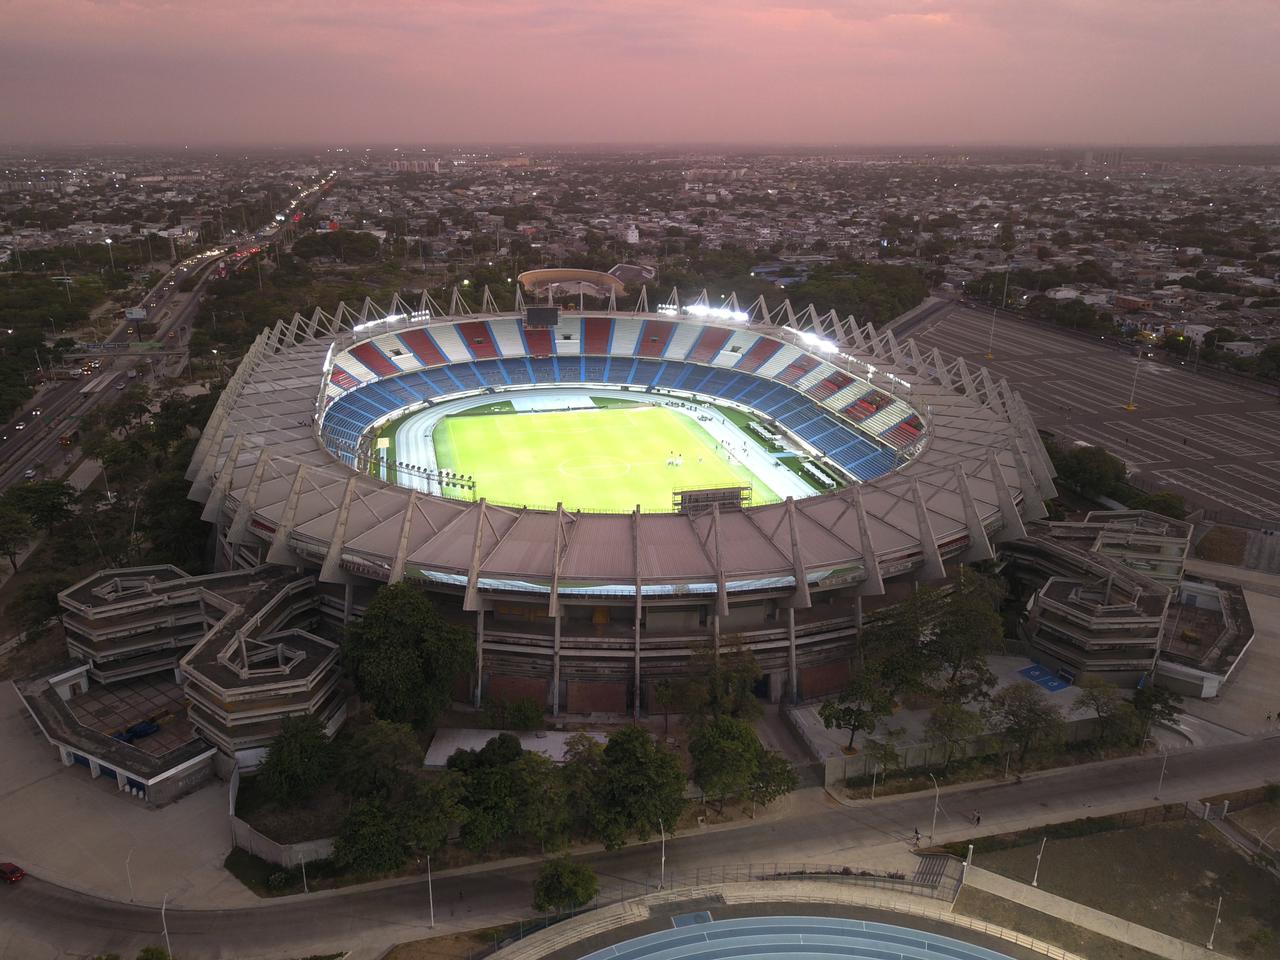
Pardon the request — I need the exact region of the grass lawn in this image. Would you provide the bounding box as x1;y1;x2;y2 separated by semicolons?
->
974;819;1280;957
432;404;780;512
953;888;1164;960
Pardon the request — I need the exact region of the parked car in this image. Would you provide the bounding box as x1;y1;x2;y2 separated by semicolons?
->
0;863;24;884
113;719;160;744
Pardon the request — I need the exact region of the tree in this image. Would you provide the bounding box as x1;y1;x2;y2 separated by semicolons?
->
748;749;798;813
453;739;523;852
401;773;464;857
345;582;474;725
1049;443;1127;499
929;570;1005;690
6;572;74;637
690;716;760;811
334;798;408;875
819;667;893;751
677;638;763;725
1073;676;1124;744
337;719;422;800
925;702;985;769
987;682;1065;765
134;950;172;960
863;727;906;779
0;504;34;570
654;679;676;737
512;751;570;850
532;857;597;912
561;733;606;839
592;726;686;850
1133;683;1183;739
1132;490;1186;520
1;479;76;528
256;714;334;806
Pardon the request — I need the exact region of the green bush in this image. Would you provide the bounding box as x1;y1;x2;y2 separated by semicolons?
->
483;697;545;731
533;857;598;912
268;870;294;890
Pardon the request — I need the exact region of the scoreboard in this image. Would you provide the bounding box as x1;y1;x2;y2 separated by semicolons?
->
524;306;560;328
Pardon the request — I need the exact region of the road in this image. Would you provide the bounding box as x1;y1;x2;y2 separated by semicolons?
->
0;259;211;492
0;173;336;495
1;736;1276;960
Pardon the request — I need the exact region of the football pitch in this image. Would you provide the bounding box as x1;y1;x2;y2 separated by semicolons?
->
432;405;780;512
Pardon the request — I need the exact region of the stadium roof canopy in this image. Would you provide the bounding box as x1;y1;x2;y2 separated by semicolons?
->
518;268;626;299
188;286;1055;613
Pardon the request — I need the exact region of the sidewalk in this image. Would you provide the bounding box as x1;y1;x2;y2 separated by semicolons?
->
964;867;1220;960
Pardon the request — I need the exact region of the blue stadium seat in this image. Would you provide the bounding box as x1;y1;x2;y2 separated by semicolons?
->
321;352;907;484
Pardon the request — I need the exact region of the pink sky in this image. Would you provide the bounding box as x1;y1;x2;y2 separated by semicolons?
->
2;0;1278;146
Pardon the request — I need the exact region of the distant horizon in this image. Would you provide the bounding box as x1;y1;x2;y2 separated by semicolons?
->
4;1;1279;148
4;140;1280;155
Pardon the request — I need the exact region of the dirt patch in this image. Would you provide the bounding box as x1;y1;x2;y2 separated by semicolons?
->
1194;525;1248;565
386;924;521;960
1229;801;1280;846
954;888;1163;960
974;820;1280;957
236;777;348;844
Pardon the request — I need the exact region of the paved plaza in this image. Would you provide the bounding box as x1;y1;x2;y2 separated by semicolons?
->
908;304;1280;526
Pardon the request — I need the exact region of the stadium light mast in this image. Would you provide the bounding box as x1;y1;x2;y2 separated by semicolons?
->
985;269;1008;360
1124;356;1141;411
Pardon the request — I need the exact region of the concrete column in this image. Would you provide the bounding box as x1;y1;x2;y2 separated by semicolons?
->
116;770;128;791
854;593;863;630
552;612;562;717
173;666;183;684
343;582;355;624
89;759;101;779
474;606;485;708
712;609;721;654
633;603;642;721
787;607;798;703
60;747;73;767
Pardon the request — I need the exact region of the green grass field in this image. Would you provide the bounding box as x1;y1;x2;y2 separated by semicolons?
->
432;405;780;512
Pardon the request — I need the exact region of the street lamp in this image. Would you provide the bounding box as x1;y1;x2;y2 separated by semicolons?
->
125;848;135;902
1206;895;1222;950
427;854;435;928
1154;747;1169;800
928;773;940;841
105;238;115;271
161;892;173;958
1031;836;1047;887
658;818;666;890
1124;355;1141;411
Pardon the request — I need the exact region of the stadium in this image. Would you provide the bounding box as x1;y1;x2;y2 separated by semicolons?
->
187;276;1056;717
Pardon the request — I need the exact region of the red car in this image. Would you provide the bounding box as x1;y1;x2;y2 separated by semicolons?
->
0;863;25;884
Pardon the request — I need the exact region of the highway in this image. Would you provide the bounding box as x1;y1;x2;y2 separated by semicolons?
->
0;174;335;495
0;736;1276;960
0;255;215;492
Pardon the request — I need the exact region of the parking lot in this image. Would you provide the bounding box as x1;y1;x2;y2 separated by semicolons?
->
909;304;1280;526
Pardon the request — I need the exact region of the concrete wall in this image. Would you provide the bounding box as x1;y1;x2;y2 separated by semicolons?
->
566;679;627;714
228;766;334;868
796;712;1104;788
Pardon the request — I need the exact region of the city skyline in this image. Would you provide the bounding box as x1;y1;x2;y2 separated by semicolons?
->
3;0;1280;148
